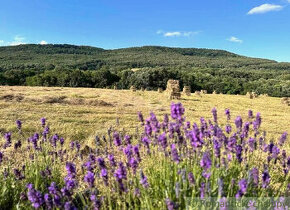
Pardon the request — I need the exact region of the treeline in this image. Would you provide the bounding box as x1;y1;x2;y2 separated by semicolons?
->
0;44;289;97
1;68;289;97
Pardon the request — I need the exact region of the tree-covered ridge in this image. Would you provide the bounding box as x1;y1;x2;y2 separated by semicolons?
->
0;44;289;97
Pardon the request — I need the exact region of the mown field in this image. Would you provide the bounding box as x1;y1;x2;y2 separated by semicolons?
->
0;86;289;143
0;86;289;209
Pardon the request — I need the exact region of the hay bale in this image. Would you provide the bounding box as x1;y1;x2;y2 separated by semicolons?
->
130;86;137;92
140;87;145;91
281;97;289;105
166;80;181;100
213;90;217;94
183;86;191;96
246;92;253;99
195;91;201;96
157;88;163;93
201;90;207;94
166;80;180;92
252;92;258;98
169;89;181;100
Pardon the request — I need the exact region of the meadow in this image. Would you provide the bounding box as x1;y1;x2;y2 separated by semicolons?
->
0;86;289;209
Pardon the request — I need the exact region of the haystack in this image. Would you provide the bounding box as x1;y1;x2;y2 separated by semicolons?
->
130;86;136;92
166;80;181;99
246;92;253;99
157;88;163;93
183;86;191;96
195;91;201;96
201;90;207;94
281;97;290;106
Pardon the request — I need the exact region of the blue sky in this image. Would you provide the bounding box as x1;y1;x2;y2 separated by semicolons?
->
0;0;290;61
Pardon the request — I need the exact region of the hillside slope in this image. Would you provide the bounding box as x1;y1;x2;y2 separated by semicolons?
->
0;44;289;97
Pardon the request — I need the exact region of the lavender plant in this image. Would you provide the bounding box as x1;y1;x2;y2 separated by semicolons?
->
0;103;289;209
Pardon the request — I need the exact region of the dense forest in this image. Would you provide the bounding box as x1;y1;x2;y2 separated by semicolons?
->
0;44;289;97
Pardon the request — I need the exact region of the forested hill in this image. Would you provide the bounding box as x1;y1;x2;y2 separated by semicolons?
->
0;44;289;97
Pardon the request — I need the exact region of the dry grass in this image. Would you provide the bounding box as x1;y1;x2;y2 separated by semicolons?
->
0;86;289;150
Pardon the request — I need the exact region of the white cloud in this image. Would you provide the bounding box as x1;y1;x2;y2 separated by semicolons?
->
247;4;283;15
0;40;4;46
9;35;26;46
157;30;200;37
40;40;48;45
164;32;182;37
227;36;243;43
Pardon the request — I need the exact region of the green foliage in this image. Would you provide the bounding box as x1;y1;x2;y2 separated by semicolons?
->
0;44;289;97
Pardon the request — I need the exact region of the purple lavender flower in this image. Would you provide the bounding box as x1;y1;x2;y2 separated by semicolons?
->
248;137;256;152
65;162;76;179
145;120;152;136
163;114;169;127
70;141;75;150
64;202;77;210
100;168;108;185
16;120;22;130
129;157;139;174
42;126;49;139
123;144;133;160
248;110;253;119
170;144;180;163
235;116;243;132
262;168;270;188
60;137;64;146
0;151;3;164
236;179;247;198
171;102;185;122
108;154;116;167
51;134;59;147
158;133;168;150
279;132;287;146
114;162;127;180
255;112;262;129
124;135;131;145
133;145;141;162
140;171;149;188
84;171;95;188
225;124;232;134
90;193;102;209
97;157;106;170
44;193;53;209
75;141;80;151
27;184;44;209
113;132;122;146
48;182;59;195
165;198;178;210
235;145;243;163
138;111;144;125
243;122;250;137
213;139;221;158
83;161;94;172
225;108;230;121
13;168;25;180
3;132;12;149
188;172;195;185
14;140;22;150
200;152;212;170
142;136;151;153
211;107;218;123
41;118;46;127
250;168;259;186
200;182;206;198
